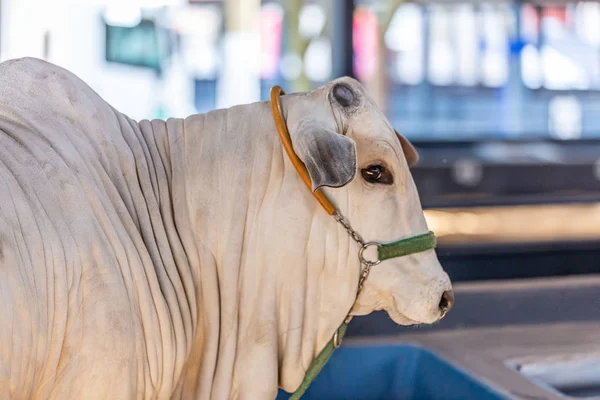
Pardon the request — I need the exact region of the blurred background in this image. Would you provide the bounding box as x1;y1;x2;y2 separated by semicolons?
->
3;0;600;331
7;3;600;397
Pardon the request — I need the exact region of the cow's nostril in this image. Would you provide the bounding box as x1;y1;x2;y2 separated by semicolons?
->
439;290;454;315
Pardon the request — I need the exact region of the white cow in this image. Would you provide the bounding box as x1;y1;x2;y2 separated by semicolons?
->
0;57;452;399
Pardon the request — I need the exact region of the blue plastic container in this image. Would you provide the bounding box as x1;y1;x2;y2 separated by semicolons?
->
277;344;509;400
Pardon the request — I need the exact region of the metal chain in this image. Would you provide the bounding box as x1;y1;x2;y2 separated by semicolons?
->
341;260;373;327
333;211;365;246
332;211;378;296
332;211;380;329
356;262;372;294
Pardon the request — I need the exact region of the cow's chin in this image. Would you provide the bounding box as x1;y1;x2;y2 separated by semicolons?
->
350;304;422;326
383;307;423;326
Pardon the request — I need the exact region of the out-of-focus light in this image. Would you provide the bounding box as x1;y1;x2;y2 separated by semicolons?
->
482;51;508;87
548;95;582;140
575;2;600;47
424;210;453;236
454;4;477;86
521;44;542;89
541;46;589;90
541;17;565;42
177;6;222;79
304;38;331;82
427;5;454;86
424;203;600;245
452;158;483;187
299;4;326;39
104;5;142;27
480;6;509;87
385;4;422;52
217;31;261;109
428;43;454;86
394;52;423;85
174;5;220;35
454;212;479;235
184;38;218;79
280;52;303;81
80;0;178;7
386;3;424;85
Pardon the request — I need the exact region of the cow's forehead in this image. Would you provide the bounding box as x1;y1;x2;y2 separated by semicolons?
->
333;87;397;143
288;77;399;144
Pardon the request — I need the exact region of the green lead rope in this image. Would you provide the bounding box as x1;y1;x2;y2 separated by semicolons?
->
288;231;437;399
288;324;348;400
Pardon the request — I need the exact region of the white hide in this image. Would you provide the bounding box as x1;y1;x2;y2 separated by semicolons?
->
0;58;451;399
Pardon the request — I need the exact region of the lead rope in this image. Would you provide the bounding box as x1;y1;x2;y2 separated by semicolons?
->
288;212;378;400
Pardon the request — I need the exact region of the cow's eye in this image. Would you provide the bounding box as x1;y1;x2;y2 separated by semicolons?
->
361;165;393;185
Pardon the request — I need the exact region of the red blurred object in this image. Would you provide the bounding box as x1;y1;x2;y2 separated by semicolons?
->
259;5;283;80
542;6;566;22
353;6;378;82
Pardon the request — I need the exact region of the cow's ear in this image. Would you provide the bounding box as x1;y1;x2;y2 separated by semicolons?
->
292;120;357;192
395;130;419;167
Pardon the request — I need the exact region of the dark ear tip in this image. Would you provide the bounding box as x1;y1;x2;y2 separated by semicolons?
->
332;83;356;108
310;177;354;193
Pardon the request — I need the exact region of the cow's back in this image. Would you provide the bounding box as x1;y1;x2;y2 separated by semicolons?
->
0;58;146;399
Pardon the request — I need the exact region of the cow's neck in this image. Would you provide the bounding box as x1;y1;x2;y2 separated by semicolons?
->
160;101;357;398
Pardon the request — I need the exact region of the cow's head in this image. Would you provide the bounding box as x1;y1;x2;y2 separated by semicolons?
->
277;77;452;389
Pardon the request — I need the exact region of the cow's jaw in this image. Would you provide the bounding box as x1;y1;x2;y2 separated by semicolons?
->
349;249;452;325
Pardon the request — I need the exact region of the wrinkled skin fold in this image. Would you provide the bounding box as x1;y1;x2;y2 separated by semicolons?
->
0;58;451;399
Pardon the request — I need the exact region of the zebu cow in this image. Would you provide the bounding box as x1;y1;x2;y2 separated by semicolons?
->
0;57;452;399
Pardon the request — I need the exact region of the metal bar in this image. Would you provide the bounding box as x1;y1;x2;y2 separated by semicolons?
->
332;0;355;79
